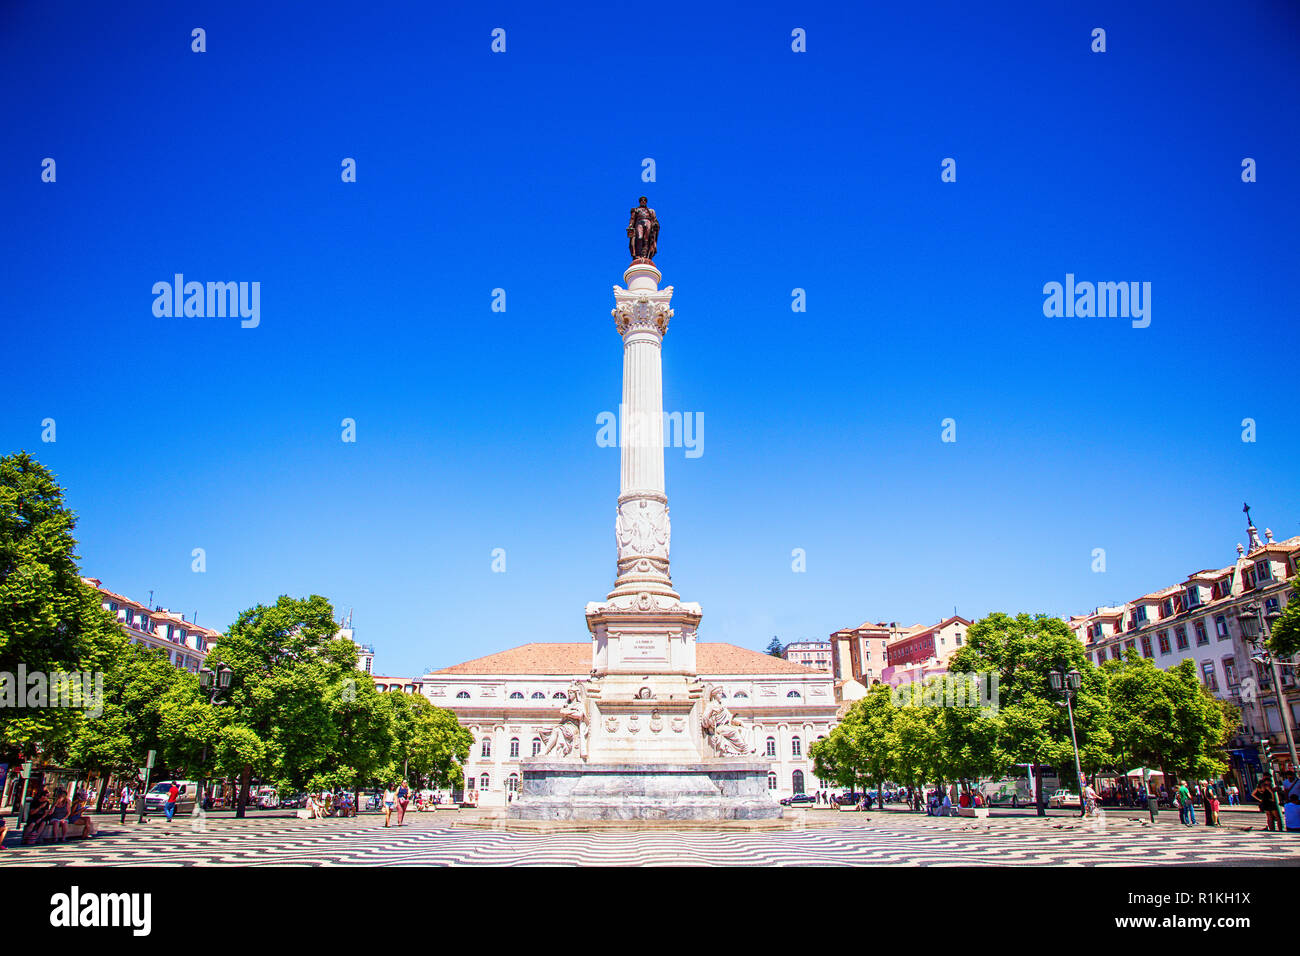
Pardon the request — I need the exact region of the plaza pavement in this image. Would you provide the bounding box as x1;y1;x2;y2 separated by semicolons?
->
1;806;1298;866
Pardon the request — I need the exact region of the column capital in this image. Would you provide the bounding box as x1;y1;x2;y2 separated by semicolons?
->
612;286;674;338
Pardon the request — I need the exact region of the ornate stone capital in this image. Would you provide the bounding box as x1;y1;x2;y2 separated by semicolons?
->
612;286;674;338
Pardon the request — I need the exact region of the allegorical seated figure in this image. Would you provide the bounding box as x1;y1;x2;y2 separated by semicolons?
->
539;683;589;761
702;685;754;757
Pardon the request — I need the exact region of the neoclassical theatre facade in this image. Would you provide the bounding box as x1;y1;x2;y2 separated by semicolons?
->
420;643;839;808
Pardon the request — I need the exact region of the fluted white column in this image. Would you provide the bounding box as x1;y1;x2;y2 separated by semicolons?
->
610;263;675;597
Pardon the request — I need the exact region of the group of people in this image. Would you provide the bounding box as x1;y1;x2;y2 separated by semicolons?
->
301;790;356;819
0;786;99;847
1250;773;1300;832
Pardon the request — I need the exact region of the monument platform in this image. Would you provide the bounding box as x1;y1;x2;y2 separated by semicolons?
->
506;759;785;822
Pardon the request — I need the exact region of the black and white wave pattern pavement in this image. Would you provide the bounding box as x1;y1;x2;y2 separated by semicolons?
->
2;814;1297;866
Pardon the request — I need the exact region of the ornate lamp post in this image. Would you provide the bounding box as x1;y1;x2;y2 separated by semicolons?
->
1049;667;1087;818
195;664;234;815
1238;603;1298;778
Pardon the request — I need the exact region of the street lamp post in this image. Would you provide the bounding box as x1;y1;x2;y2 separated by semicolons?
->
1049;667;1087;818
195;664;234;818
1238;603;1299;777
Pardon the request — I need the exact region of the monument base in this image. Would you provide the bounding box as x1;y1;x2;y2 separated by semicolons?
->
507;759;784;821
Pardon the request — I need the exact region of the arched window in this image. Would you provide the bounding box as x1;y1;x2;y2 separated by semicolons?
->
507;773;520;793
481;738;491;758
480;774;490;790
767;772;777;790
786;690;801;699
552;692;567;699
531;692;546;700
509;738;520;758
466;777;476;791
509;691;524;700
456;691;470;699
792;770;805;795
765;737;776;757
791;736;802;757
734;691;748;699
532;737;543;756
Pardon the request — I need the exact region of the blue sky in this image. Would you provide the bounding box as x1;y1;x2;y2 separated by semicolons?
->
3;1;1298;677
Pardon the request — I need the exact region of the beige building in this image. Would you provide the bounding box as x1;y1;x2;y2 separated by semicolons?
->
1068;519;1300;785
420;642;839;807
780;640;832;672
83;577;217;672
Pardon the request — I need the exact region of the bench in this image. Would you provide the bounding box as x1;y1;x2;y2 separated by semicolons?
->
958;807;990;818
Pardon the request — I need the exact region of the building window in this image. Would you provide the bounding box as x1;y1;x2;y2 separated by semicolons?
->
786;690;801;699
509;738;520;758
767;772;777;790
1158;631;1171;655
552;692;567;699
1109;646;1120;660
532;738;542;756
509;692;524;700
1174;626;1189;650
1140;636;1153;658
1096;652;1105;666
765;737;776;757
1186;587;1201;608
481;739;491;758
734;691;748;699
1161;599;1173;619
1256;560;1273;583
792;770;805;795
1200;661;1219;692
480;774;490;790
531;692;545;700
1215;615;1229;639
507;773;520;794
1266;597;1281;615
1224;657;1238;689
790;736;802;757
1124;639;1136;654
1194;620;1209;645
466;777;475;791
456;691;470;699
1135;606;1148;623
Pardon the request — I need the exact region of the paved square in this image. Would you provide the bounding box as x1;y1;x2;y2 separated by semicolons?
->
3;810;1298;866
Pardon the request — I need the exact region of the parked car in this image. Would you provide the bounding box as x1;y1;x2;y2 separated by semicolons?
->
834;792;864;806
253;787;280;809
1049;789;1080;809
278;793;307;810
142;780;197;816
780;793;817;807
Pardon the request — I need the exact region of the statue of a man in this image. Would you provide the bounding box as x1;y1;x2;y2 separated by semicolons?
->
627;196;659;262
702;685;754;757
540;682;589;761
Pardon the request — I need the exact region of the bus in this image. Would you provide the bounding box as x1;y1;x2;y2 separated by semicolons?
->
981;765;1060;807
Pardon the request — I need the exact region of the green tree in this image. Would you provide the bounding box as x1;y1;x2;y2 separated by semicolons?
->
765;637;783;657
0;452;128;759
1267;580;1300;659
201;594;351;816
1105;653;1233;783
948;612;1114;806
384;691;472;790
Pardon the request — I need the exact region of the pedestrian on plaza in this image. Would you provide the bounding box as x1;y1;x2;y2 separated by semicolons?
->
163;782;179;823
0;814;8;848
940;791;952;817
382;785;396;827
1176;781;1193;826
1252;779;1281;832
1205;786;1220;827
1285;794;1300;833
1228;784;1239;806
1083;782;1099;818
396;780;411;825
118;782;133;824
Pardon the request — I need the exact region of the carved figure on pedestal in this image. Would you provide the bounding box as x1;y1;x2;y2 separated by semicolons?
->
539;682;589;761
627;196;659;262
702;685;754;757
617;499;669;559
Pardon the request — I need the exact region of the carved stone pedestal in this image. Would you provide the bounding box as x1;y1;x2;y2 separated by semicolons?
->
507;760;782;822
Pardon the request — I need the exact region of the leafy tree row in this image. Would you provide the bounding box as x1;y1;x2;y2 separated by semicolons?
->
0;452;472;813
811;612;1234;803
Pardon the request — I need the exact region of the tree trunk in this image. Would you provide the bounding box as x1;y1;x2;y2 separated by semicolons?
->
94;768;109;813
1033;762;1045;817
235;764;252;819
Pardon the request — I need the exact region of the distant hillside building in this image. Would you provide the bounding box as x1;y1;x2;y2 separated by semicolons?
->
82;577;218;672
780;640;832;672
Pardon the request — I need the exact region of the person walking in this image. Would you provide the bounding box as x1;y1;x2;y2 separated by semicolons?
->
163;782;179;823
1204;785;1221;827
1252;779;1281;832
396;780;411;826
1176;781;1193;826
118;782;133;824
382;785;396;827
